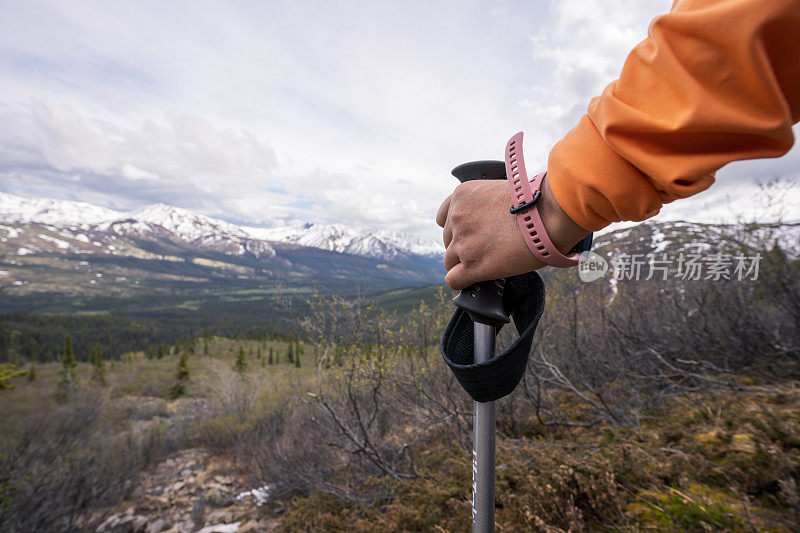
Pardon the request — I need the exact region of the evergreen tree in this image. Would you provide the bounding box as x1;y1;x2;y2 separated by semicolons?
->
268;347;274;365
0;363;25;390
203;339;210;356
157;344;166;359
26;361;36;382
234;346;247;374
287;343;294;364
89;344;106;386
257;346;262;360
147;345;157;360
168;352;189;399
55;335;77;402
294;352;301;368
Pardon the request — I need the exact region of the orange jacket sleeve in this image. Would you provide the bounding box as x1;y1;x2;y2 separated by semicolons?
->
547;0;800;231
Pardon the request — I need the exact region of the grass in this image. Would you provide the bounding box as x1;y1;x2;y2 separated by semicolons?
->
3;338;800;531
276;386;800;532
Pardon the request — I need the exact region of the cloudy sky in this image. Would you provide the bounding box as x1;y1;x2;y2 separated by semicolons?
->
1;0;798;240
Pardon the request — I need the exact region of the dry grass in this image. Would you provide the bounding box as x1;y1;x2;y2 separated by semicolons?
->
277;385;800;532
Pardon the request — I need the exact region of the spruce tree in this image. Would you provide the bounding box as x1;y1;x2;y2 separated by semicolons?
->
287;343;294;364
268;347;274;365
157;344;166;359
147;345;157;360
294;352;301;368
89;344;106;386
55;335;77;402
234;346;247;374
168;352;189;399
0;363;25;390
27;361;36;382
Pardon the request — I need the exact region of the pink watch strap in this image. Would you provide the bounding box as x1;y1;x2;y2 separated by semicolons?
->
505;132;580;268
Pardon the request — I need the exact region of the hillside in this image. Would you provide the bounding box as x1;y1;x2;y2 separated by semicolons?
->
0;192;445;313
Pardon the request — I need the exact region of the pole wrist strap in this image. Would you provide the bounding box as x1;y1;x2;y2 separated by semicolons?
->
441;271;545;403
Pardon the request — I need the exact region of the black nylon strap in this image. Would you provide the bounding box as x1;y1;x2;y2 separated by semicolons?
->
441;271;546;403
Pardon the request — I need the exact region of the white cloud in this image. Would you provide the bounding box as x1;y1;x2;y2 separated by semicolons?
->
0;0;797;241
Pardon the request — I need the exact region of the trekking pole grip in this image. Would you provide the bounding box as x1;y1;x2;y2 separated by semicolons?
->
450;161;511;328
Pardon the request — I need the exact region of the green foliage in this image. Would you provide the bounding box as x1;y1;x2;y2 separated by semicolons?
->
54;335;77;402
167;352;190;399
287;343;294;364
0;363;26;391
0;475;15;517
146;345;156;360
268;347;274;365
157;344;166;359
26;362;36;382
294;352;301;368
89;344;106;386
233;347;247;374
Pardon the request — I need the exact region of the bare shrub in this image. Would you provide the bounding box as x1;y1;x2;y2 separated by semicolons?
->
0;390;168;532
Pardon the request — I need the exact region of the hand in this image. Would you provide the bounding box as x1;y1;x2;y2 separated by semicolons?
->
435;175;590;290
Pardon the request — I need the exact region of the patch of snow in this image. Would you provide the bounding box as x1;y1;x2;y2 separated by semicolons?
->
236;484;273;506
38;233;71;249
16;247;32;255
194;523;240;533
0;224;20;238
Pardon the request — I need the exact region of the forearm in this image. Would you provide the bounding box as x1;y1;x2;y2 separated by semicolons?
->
548;0;800;231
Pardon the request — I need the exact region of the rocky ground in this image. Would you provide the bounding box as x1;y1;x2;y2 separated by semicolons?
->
95;449;277;533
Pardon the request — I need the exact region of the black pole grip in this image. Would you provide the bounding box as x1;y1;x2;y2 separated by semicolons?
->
450;161;510;327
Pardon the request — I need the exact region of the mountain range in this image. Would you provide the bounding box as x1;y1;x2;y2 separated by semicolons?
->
1;190;797;315
0;191;445;312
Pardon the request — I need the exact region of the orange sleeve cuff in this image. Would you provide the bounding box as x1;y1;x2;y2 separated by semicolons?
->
548;113;667;232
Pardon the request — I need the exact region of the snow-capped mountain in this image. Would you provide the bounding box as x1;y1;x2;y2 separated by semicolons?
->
244;223;442;259
0;192;442;261
0;192;120;226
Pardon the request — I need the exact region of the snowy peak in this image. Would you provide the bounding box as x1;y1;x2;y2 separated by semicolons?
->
0;192;121;227
244;223;443;259
0;192;442;261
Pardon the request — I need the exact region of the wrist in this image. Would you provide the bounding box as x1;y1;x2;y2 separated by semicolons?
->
537;175;591;255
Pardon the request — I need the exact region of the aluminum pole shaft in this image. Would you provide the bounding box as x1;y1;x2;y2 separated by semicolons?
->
472;322;496;533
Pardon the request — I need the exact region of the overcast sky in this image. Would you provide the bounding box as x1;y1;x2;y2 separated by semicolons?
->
1;0;798;240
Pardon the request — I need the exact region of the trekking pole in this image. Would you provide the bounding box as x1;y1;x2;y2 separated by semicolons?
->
443;148;590;533
451;160;509;533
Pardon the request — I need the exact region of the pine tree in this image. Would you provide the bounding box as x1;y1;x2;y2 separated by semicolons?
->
168;352;189;399
89;344;106;386
234;346;247;374
268;347;274;365
27;361;36;382
147;345;157;360
157;344;166;359
294;352;301;368
55;335;77;402
204;339;210;356
0;363;25;390
287;343;294;364
257;346;262;360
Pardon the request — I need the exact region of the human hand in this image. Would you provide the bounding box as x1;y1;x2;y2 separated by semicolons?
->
435;175;590;290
